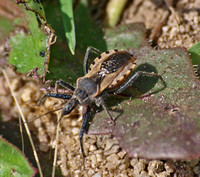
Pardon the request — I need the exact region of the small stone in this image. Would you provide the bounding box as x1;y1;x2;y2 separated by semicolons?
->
164;161;176;174
89;144;97;152
189;159;199;167
118;163;128;171
71;120;78;126
130;158;138;167
148;160;164;176
106;154;119;162
194;16;198;24
96;153;103;162
91;155;97;168
194;165;200;176
179;25;185;33
44;98;55;108
86;136;97;145
92;172;101;177
104;137;118;151
11;78;21;91
140;171;149;176
117;150;126;159
21;88;32;102
127;168;134;176
39;142;49;152
72;127;79;135
162;26;170;32
139;159;149;164
133;161;146;174
73;170;81;177
157;171;170;177
88;169;95;175
104;144;120;156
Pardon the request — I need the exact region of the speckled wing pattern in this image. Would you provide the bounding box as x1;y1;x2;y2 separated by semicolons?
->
82;50;137;96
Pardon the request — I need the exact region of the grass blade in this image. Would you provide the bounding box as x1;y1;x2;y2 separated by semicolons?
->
59;0;76;55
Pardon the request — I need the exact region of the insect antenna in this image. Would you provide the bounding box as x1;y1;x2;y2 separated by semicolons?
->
49;111;65;166
51;112;63;176
18;107;63;126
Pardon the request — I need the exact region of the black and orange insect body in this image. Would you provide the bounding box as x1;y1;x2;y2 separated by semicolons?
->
83;49;137;94
39;46;162;158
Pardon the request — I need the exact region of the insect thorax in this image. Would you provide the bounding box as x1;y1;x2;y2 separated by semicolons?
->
75;77;98;102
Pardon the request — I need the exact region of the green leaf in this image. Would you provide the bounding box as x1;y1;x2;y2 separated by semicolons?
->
16;0;46;20
0;137;35;177
188;42;200;65
0;1;24;46
43;0;107;82
5;0;53;78
59;0;76;55
8;11;47;76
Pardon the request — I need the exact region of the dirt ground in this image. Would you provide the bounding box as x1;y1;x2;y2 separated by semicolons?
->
1;0;200;176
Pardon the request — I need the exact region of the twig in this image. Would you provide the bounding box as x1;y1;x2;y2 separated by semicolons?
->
2;69;43;177
52;112;60;177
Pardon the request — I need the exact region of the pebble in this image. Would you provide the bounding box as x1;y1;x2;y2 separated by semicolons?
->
164;161;176;173
104;144;120;156
89;144;97;152
92;172;101;177
117;150;126;159
39;142;49;152
148;160;164;176
91;154;97;168
96;153;103;162
106;154;119;162
72;127;79;135
157;171;170;177
133;161;146;174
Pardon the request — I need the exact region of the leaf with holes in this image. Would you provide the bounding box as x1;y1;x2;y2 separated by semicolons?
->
5;0;53;78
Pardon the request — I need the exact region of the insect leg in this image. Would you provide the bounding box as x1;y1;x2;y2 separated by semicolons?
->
114;71;164;94
84;46;102;74
55;79;75;92
38;93;72;105
80;105;91;159
95;97;116;125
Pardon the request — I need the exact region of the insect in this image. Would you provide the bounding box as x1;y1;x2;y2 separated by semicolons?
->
39;46;163;159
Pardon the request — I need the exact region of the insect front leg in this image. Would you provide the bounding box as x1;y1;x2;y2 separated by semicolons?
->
79;105;91;160
55;79;75;92
84;46;102;74
113;71;165;95
38;93;72;105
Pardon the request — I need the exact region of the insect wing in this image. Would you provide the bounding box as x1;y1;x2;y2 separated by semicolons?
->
85;50;137;95
100;51;137;91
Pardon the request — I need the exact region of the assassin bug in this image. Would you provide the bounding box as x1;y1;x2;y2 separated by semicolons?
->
39;46;163;158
